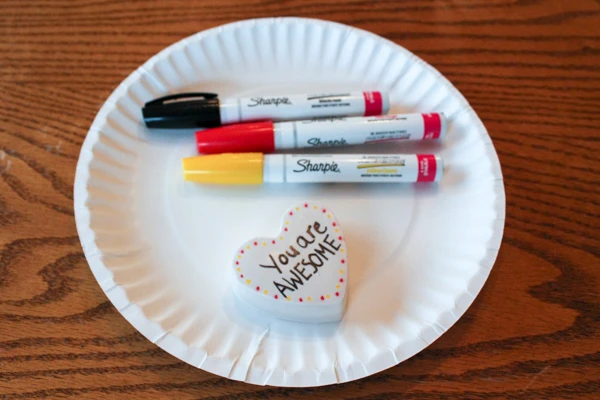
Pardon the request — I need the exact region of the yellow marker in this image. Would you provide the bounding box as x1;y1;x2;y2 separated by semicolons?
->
340;248;345;253
314;205;318;209
237;255;242;259
285;221;290;225
262;242;267;246
246;279;252;284
296;207;300;211
326;294;331;299
327;214;331;218
336;284;340;289
307;296;312;301
335;228;339;233
280;236;284;240
286;296;291;301
263;290;268;295
339;269;344;274
182;154;443;184
237;267;241;272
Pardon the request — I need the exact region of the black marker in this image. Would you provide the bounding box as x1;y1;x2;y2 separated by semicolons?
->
142;91;389;128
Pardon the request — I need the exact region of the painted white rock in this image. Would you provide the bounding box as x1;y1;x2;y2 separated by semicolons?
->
232;202;348;323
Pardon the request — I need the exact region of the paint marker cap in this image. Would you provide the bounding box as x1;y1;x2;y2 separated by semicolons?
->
182;153;264;184
142;92;221;128
196;121;276;154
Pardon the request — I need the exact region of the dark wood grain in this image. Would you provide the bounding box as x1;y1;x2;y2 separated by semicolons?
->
1;0;599;398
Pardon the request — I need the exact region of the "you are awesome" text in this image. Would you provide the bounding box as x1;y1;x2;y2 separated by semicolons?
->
259;221;342;298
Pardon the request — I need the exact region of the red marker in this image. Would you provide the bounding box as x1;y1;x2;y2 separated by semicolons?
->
195;113;446;154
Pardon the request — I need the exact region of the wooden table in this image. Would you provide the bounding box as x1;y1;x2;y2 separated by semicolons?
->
1;0;599;398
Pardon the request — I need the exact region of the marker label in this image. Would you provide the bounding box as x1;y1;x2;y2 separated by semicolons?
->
293;114;437;148
278;154;438;183
236;92;380;122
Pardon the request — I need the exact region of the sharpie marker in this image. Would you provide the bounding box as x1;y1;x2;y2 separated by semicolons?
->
195;113;446;154
142;91;389;129
182;153;443;184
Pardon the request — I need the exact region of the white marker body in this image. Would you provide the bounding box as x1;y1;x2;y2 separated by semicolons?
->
263;154;443;183
273;113;447;149
218;92;389;124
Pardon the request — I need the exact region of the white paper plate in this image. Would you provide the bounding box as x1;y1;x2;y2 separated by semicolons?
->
74;17;505;387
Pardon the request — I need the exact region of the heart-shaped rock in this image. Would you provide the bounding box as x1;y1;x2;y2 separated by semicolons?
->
232;202;348;323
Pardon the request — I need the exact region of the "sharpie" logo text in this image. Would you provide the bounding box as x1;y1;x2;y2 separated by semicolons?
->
293;159;341;174
247;97;292;107
307;138;348;147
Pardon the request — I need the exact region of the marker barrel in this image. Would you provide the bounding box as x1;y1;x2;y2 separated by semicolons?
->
264;154;443;183
219;91;389;124
275;112;445;148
